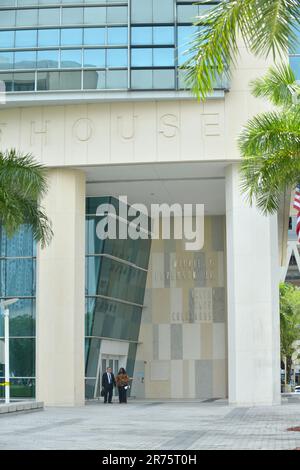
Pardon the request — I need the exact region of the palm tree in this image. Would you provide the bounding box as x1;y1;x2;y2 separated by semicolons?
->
0;149;52;247
184;0;300;99
238;63;300;214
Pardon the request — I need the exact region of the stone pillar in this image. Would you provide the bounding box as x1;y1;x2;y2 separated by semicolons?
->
225;164;281;405
36;169;86;406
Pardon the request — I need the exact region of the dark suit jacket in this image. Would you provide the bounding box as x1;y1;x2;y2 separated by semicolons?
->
102;372;116;388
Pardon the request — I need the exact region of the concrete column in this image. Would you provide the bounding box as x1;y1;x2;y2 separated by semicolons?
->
226;164;281;405
36;169;86;406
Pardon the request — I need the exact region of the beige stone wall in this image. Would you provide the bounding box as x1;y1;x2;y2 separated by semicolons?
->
132;216;227;399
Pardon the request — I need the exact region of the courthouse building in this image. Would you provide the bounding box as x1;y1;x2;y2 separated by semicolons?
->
0;0;295;406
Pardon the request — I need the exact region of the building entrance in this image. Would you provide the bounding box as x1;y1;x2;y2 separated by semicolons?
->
94;353;127;399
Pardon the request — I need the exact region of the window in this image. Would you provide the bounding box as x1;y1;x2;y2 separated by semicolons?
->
61;28;83;46
14;51;36;69
0;52;13;70
16;9;38;26
0;10;16;27
131;48;174;67
83;70;105;89
290;56;300;79
84;6;106;25
107;6;128;24
0;31;14;49
106;69;127;88
131;27;152;45
62;7;84;25
153;26;174;45
37;50;59;68
131;0;174;24
131;26;174;45
38;29;60;47
107;49;127;68
83;49;105;68
107;27;127;45
38;8;60;26
83;28;106;46
60;49;82;68
15;30;37;48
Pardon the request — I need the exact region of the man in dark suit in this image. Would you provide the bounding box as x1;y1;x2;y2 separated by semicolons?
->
101;367;116;403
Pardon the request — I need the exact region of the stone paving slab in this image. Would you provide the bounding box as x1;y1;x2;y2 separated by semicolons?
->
0;398;299;450
0;401;44;415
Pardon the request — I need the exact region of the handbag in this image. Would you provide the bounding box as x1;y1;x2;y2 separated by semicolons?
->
100;387;105;397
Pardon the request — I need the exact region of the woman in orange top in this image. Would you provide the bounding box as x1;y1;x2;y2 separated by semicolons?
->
116;368;130;403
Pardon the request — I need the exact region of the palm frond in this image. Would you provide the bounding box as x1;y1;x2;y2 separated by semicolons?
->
250;63;299;107
0;149;48;199
184;0;300;99
183;0;254;99
239;108;300;157
248;0;299;58
240;151;300;213
0;188;53;248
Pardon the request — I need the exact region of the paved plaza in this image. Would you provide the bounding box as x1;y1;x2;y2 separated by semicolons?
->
0;397;300;450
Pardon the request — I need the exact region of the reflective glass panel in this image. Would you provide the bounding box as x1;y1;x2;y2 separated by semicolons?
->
83;69;105;89
7;299;35;337
61;28;83;46
16;9;37;26
37;70;60;90
38;29;60;47
84;6;106;24
10;338;35;377
87;298;142;342
60;49;82;68
83;27;106;45
59;70;81;89
37;50;59;68
131;27;152;45
0;51;13;70
14;51;36;69
0;72;13;91
0;10;15;27
62;7;84;25
153;68;175;89
0;30;14;49
0;378;35;399
0;226;34;258
83;49;105;68
131;69;152;89
106;69;127;88
153;26;174;45
107;27;127;45
290;56;300;79
107;48;127;67
107;6;127;24
38;8;60;25
0;259;35;297
131;48;152;67
15;29;37;48
14;71;35;90
153;48;174;66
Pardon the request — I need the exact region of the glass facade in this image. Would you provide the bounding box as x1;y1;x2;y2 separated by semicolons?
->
85;197;151;398
0;225;36;399
0;1;225;92
290;27;300;79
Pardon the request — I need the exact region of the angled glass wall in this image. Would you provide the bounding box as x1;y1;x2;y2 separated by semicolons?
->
290;27;300;79
85;196;151;398
0;225;36;399
0;1;226;92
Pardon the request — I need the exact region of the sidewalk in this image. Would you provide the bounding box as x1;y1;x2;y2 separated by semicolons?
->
0;397;300;450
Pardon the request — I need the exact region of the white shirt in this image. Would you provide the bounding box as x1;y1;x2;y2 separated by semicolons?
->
107;372;112;384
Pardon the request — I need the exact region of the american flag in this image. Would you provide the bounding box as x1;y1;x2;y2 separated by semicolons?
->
293;184;300;243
